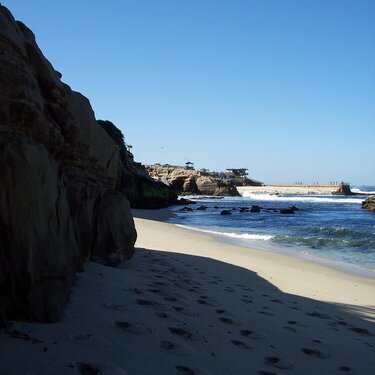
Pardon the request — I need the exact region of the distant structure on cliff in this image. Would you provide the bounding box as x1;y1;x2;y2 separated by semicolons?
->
147;163;263;187
224;168;248;184
185;161;195;170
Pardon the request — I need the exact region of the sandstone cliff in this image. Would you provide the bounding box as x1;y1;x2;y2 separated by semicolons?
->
0;6;137;326
362;197;375;211
98;120;178;208
147;167;240;196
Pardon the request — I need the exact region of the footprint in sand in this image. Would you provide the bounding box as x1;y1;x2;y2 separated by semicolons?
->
215;309;233;315
257;371;277;375
349;327;373;336
231;339;252;349
306;311;331;320
76;362;126;375
69;333;111;348
159;340;194;355
175;365;211;375
270;298;283;304
284;326;297;332
219;317;238;325
168;327;204;342
197;298;219;307
224;287;235;293
123;287;143;295
242;287;254;292
338;366;354;373
264;356;294;370
240;329;267;340
301;347;331;359
136;299;167;310
102;303;124;311
241;298;253;304
155;312;169;319
114;321;152;335
257;310;274;317
172;306;199;317
312;339;322;344
147;288;162;294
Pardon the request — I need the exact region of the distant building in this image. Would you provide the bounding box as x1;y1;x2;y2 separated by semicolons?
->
185;161;195;170
225;168;248;184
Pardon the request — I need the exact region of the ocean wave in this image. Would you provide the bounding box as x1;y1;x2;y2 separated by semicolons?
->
311;226;369;239
241;192;363;204
351;188;375;195
176;225;274;241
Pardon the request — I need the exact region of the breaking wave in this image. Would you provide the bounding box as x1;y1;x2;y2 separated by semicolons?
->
176;225;274;241
241;192;363;204
351;188;375;195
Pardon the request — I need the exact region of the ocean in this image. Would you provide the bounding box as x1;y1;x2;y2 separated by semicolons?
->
168;193;375;278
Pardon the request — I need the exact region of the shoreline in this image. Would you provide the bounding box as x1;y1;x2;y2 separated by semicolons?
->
1;209;374;374
172;222;375;280
133;209;375;310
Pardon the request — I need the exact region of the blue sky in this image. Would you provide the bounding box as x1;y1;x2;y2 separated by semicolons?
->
4;0;375;185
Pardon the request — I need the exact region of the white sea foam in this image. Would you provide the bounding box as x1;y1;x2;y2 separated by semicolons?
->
241;192;363;204
176;224;274;241
351;188;375;195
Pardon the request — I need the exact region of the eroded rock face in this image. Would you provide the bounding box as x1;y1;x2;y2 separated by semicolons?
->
147;167;240;196
98;120;178;208
0;6;136;325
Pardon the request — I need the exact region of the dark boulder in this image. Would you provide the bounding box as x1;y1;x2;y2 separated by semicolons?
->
176;198;196;205
280;208;295;214
220;210;232;216
179;207;193;212
250;205;262;213
332;183;353;196
196;205;208;211
362;197;375;211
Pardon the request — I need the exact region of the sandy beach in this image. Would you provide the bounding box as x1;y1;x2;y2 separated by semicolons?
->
1;209;374;375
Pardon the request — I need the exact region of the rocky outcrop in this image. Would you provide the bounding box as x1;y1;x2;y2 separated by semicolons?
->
98;120;178;208
362;197;375;211
147;167;240;196
332;183;353;195
0;6;136;326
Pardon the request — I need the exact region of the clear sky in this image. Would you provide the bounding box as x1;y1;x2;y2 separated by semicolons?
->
3;0;375;185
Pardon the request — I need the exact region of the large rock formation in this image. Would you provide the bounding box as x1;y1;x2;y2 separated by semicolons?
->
362;197;375;211
147;166;240;196
0;6;137;326
98;120;178;208
332;183;353;195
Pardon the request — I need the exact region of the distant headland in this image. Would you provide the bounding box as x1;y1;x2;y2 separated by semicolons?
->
146;162;357;196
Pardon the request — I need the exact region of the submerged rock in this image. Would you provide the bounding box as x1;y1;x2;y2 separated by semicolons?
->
196;205;208;211
250;205;262;213
280;208;295;214
179;207;193;212
220;210;232;216
0;6;137;325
